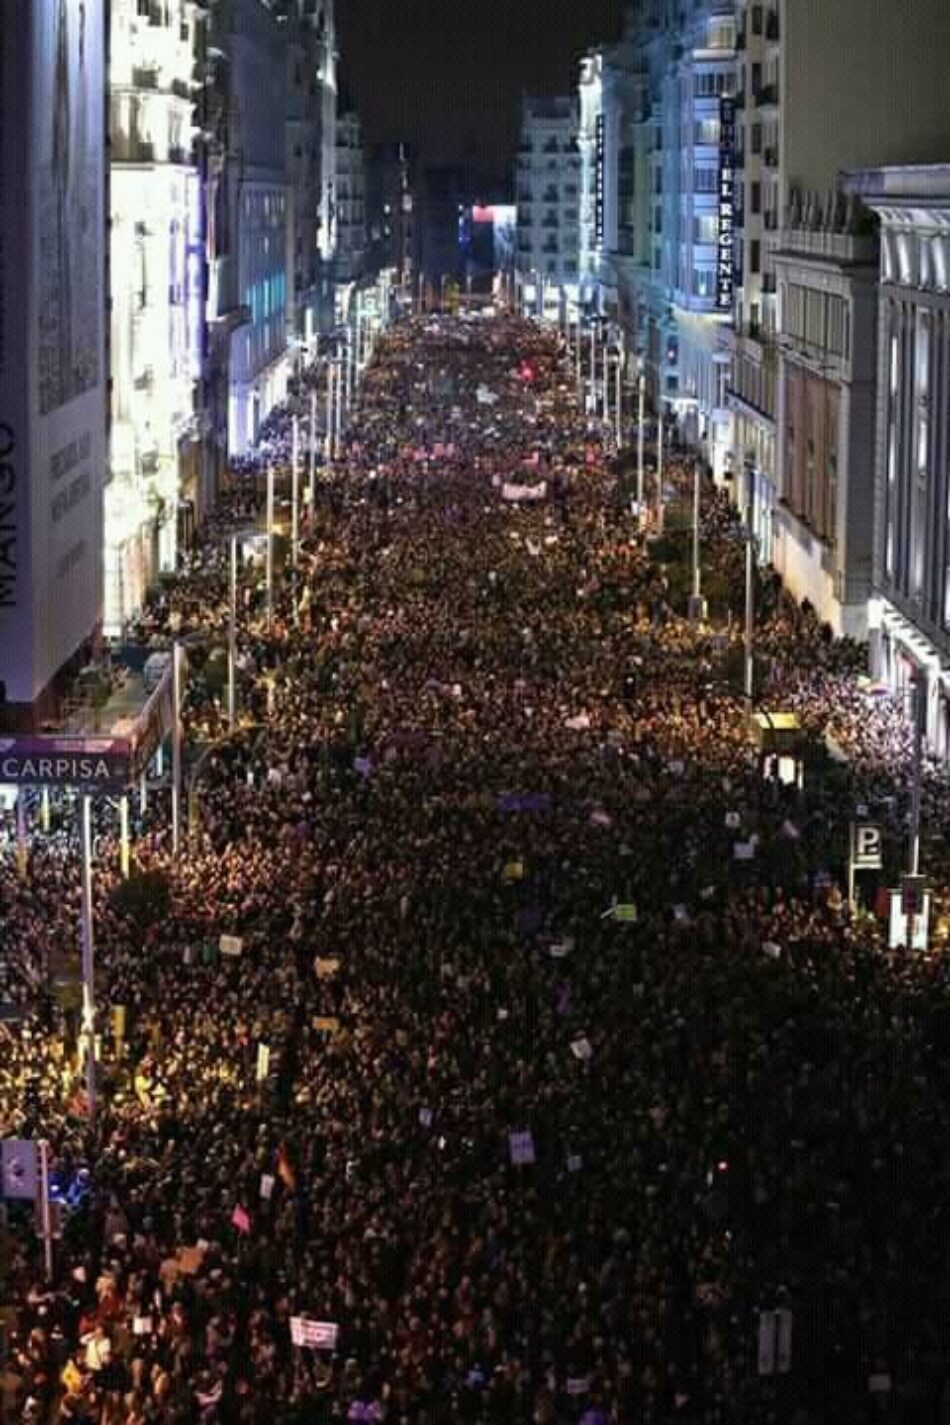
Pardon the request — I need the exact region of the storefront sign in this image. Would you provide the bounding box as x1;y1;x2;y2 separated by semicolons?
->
0;735;131;787
717;97;736;311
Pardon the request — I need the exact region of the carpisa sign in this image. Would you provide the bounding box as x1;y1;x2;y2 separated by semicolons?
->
0;736;131;787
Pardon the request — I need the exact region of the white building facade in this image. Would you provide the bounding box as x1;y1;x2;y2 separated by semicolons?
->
845;167;950;753
106;0;205;635
514;97;582;322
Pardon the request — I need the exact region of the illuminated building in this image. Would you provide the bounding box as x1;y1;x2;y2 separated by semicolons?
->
514;97;581;320
728;0;950;601
0;0;107;723
336;110;367;283
106;0;205;635
845;166;950;748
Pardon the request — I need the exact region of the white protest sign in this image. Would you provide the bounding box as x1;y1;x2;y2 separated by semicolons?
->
256;1044;270;1082
570;1035;593;1061
219;934;243;957
290;1317;339;1350
508;1130;536;1166
566;1153;583;1174
260;1174;275;1201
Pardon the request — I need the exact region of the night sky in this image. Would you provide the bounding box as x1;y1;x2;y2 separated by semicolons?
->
336;0;624;182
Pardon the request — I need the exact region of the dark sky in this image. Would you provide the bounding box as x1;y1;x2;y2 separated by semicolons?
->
336;0;624;182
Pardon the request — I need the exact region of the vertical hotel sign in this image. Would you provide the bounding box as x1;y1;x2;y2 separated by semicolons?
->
717;96;737;311
594;114;605;251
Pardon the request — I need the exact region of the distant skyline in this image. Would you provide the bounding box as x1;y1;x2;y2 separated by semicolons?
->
336;0;624;180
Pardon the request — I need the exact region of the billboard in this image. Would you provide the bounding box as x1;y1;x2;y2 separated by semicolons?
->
0;1;105;707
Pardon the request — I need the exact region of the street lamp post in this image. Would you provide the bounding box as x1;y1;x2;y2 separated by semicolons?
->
601;331;609;421
574;311;582;397
744;456;756;704
909;674;924;878
656;399;665;534
291;414;300;569
334;351;343;450
228;534;237;729
79;793;96;1128
589;324;597;415
688;458;707;622
325;357;334;465
636;359;645;519
309;387;317;512
265;463;275;628
171;640;183;856
614;346;622;449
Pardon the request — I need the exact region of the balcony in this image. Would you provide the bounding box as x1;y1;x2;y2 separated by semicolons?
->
757;83;778;107
736;26;746;49
762;272;776;294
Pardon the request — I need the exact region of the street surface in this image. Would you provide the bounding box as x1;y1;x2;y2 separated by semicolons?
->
2;315;949;1423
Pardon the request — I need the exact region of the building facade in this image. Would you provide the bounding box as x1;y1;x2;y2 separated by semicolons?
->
106;0;206;635
772;208;878;632
336;110;367;282
843;167;950;752
514;97;582;321
214;0;290;456
0;0;108;721
729;0;950;606
589;1;738;477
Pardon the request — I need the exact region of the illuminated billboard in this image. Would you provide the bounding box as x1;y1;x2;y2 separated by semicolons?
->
0;0;105;709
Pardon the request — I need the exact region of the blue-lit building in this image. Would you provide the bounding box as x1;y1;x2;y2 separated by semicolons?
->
223;0;290;454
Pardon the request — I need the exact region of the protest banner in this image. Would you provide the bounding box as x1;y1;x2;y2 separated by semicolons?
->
290;1317;339;1350
219;934;243;957
508;1130;536;1166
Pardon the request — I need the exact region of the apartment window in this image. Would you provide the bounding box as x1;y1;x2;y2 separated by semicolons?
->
751;182;761;214
752;4;763;34
752;62;762;95
749;240;761;274
694;213;719;245
708;19;735;48
751;124;762;155
694;117;720;146
694;167;718;193
694;268;715;299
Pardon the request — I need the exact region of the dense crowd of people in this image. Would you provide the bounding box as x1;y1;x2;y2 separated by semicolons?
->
2;312;950;1425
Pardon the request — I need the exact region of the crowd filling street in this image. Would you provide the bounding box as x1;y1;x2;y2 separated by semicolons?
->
3;312;950;1425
